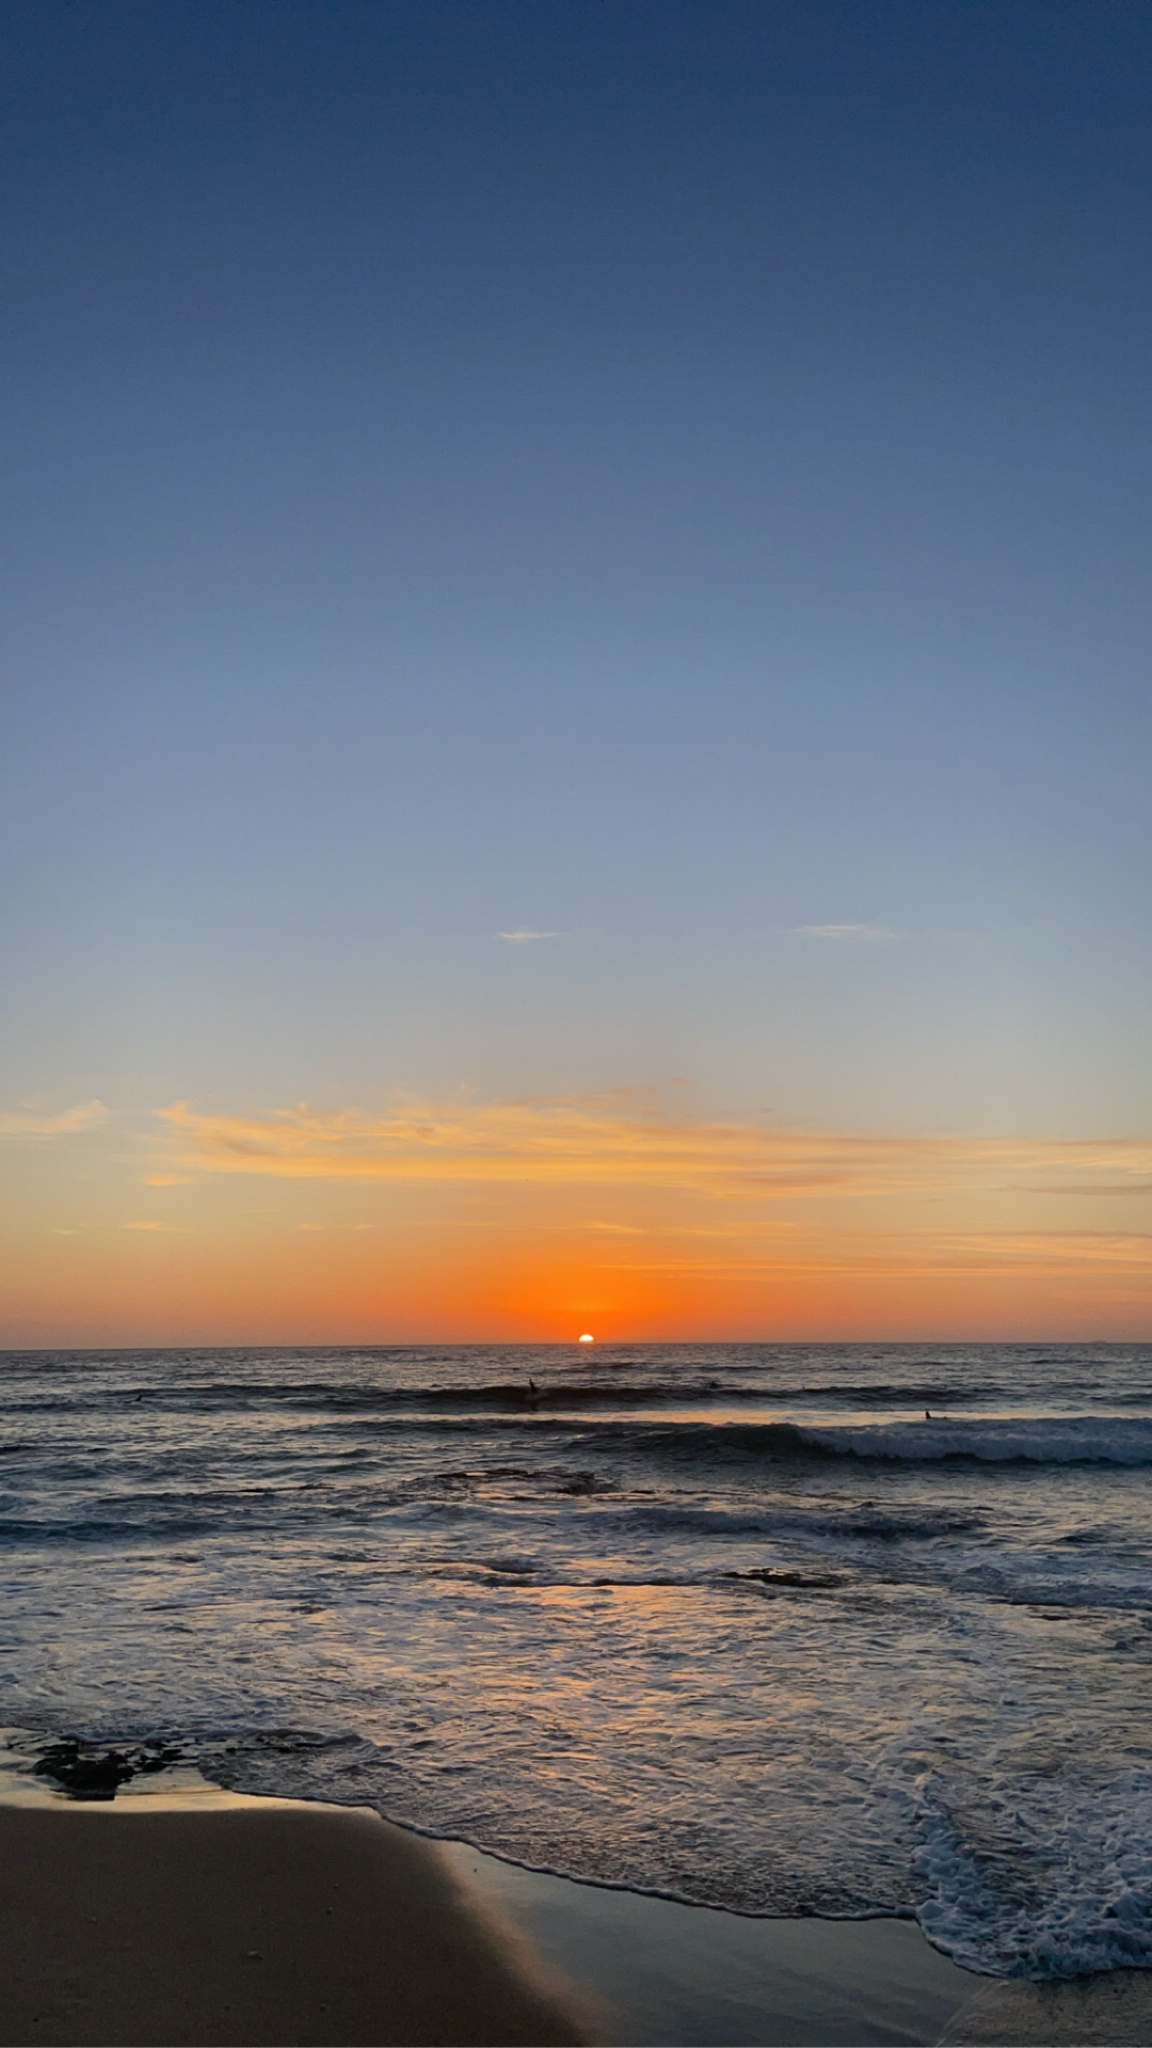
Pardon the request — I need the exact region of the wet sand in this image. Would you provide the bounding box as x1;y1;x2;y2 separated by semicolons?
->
445;1839;976;2046
478;1844;1152;2047
936;1967;1152;2047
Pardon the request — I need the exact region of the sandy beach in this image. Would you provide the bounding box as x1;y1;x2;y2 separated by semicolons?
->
2;1784;1150;2046
0;1794;592;2047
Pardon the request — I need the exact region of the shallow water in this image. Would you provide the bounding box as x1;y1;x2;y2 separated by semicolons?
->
0;1341;1149;1978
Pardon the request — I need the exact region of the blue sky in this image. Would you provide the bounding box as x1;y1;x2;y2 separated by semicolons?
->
2;2;1150;1338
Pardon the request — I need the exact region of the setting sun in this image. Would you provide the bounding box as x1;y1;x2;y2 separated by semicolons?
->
578;1333;594;1343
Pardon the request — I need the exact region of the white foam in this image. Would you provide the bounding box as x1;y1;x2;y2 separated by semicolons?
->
915;1771;1152;1977
798;1416;1152;1466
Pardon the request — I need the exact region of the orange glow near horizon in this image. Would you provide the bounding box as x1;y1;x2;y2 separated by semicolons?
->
1;1089;1151;1345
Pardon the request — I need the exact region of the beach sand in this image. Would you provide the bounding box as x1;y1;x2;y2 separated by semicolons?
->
1;1783;1149;2046
0;1793;592;2046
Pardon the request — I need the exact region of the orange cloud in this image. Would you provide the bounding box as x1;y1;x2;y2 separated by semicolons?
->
155;1092;1152;1201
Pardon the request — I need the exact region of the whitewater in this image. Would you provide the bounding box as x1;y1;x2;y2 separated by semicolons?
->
0;1340;1149;1981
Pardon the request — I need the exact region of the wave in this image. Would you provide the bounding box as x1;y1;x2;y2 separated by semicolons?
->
796;1416;1152;1467
0;1375;1017;1417
916;1773;1152;1977
581;1414;1152;1468
160;1395;1151;1470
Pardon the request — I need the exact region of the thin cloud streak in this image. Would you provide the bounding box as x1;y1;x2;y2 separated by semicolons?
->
498;929;560;944
611;1232;1152;1275
156;1094;1152;1201
0;1100;110;1138
796;924;900;942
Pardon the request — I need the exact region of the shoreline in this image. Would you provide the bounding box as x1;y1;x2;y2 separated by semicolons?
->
0;1780;1148;2045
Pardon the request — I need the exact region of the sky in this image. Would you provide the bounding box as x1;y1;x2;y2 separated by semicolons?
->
2;0;1151;1345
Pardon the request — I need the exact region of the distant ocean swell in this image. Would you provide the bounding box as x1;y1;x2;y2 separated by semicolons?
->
133;1406;1151;1467
3;1370;1144;1417
539;1413;1152;1465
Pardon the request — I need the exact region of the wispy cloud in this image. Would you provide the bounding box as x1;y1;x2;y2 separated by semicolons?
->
608;1230;1152;1277
154;1093;1152;1203
940;1230;1152;1271
796;924;900;943
499;929;560;944
0;1100;110;1138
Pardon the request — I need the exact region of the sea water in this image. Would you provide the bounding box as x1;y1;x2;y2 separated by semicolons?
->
0;1341;1149;1980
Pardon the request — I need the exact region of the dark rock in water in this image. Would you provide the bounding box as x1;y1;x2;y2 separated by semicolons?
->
33;1740;136;1799
134;1740;182;1774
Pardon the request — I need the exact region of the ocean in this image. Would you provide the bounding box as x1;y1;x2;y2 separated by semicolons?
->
0;1341;1149;1982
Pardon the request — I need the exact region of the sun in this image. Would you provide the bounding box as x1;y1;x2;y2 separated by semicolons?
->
578;1332;594;1344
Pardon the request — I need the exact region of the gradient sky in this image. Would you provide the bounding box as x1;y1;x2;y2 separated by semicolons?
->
3;0;1151;1344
